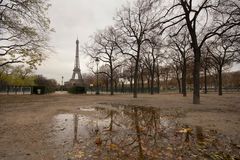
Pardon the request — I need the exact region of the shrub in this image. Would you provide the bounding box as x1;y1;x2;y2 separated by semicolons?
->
31;86;46;94
68;86;86;94
31;86;55;94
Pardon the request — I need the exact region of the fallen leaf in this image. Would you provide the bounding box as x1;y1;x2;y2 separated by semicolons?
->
178;128;192;133
109;143;118;150
95;137;102;146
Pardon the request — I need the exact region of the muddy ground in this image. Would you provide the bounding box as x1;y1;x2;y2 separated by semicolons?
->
0;93;239;160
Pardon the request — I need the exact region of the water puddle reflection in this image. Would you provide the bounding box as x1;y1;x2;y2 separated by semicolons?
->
51;104;240;160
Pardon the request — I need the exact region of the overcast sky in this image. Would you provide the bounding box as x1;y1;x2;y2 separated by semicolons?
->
36;0;240;84
36;0;127;84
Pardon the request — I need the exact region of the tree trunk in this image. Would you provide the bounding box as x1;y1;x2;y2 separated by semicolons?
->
165;74;168;91
110;70;114;95
157;75;160;94
182;60;187;97
218;67;223;96
183;5;201;104
177;74;181;94
130;79;133;92
204;67;207;94
150;72;154;95
7;86;10;95
114;81;118;92
138;76;141;93
150;60;155;95
133;46;140;98
214;75;217;92
121;82;124;93
130;73;133;93
193;48;201;104
133;65;138;98
15;86;17;95
106;78;109;92
141;71;144;93
147;77;150;93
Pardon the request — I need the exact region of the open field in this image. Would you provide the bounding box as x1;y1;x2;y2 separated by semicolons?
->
0;93;239;159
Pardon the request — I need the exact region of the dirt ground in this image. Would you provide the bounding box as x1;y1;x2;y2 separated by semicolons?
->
0;92;239;159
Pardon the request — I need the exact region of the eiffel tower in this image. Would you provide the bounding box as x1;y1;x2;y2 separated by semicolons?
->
69;38;84;86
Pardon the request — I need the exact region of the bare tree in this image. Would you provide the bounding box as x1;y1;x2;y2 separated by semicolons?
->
168;28;192;96
155;62;161;93
207;36;240;95
201;44;214;94
121;59;135;93
170;61;182;93
84;27;122;95
139;63;146;93
114;0;163;98
162;0;240;104
142;31;164;95
161;64;171;91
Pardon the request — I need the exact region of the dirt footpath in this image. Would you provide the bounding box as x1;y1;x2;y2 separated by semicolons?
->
0;93;239;159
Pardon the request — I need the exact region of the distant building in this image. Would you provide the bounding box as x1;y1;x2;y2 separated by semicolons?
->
65;38;84;88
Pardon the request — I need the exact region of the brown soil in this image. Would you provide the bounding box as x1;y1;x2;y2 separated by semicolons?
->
0;93;239;159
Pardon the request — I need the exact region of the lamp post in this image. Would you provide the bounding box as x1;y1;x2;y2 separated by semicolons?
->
95;57;100;95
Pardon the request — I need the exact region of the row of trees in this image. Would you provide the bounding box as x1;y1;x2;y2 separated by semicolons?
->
0;65;57;93
84;0;240;104
82;66;240;93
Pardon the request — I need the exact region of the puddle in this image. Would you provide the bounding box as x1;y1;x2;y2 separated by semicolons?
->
51;104;240;160
79;108;96;112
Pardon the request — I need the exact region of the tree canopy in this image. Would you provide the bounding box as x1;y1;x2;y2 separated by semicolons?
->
0;0;52;68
